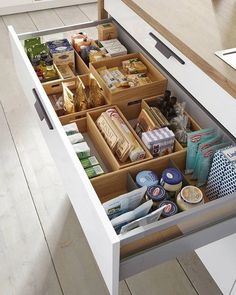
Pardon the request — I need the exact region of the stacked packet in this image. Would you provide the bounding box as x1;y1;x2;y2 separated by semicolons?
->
63;122;104;178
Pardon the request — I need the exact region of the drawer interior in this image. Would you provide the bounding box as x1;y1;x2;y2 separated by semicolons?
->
17;18;236;261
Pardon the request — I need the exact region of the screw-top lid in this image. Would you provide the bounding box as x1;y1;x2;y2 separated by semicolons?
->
45;57;53;66
181;186;203;204
32;57;40;67
159;200;178;217
136;170;159;188
40;51;49;60
146;185;166;202
161;168;183;185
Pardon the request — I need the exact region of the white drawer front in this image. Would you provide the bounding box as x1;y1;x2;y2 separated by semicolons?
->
8;25;120;295
105;0;236;139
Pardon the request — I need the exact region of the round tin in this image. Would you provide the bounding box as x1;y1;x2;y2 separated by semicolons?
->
159;200;178;217
136;170;159;188
160;168;183;198
177;186;204;211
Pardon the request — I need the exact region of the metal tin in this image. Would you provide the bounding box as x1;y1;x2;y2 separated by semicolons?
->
159;200;178;217
136;170;159;188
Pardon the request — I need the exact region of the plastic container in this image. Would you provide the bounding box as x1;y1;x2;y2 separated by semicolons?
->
160;167;183;198
146;185;167;207
159;200;178;217
136;170;159;188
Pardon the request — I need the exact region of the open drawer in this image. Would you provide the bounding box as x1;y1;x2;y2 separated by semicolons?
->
8;18;236;295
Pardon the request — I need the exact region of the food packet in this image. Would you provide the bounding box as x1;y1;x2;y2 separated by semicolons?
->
192;135;223;179
169;102;190;145
127;73;151;87
88;75;105;107
74;77;89;111
185;128;216;174
120;205;167;234
111;200;153;234
62;83;75;114
196;142;230;187
122;58;147;74
71;32;92;52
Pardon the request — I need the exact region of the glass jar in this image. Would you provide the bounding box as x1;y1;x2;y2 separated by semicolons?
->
176;186;204;211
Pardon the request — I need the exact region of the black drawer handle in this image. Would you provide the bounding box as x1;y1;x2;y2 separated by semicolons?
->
33;88;54;130
149;32;185;65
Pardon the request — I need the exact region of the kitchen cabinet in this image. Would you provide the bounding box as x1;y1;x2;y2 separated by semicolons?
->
8;1;236;294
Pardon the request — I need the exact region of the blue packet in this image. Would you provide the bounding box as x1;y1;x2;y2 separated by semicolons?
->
192;135;222;180
196;142;230;187
185;128;216;174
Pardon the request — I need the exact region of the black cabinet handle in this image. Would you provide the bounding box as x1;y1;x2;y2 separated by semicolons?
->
149;32;185;65
33;88;54;130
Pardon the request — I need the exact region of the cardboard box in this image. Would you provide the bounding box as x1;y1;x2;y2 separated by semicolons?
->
47;39;75;71
97;23;118;41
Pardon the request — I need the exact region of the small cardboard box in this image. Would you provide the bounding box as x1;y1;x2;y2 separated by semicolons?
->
47;39;75;71
97;23;118;41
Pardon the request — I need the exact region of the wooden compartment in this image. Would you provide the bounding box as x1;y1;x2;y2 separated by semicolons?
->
90;52;167;103
117;98;183;153
87;105;153;170
62;116;112;175
42;74;109;119
75;50;91;75
144;96;201;132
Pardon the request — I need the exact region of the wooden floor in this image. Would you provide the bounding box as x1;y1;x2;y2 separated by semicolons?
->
0;3;223;295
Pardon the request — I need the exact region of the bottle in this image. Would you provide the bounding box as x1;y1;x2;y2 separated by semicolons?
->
31;57;44;81
44;57;58;80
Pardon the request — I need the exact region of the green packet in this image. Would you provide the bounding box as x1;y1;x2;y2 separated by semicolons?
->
192;135;222;180
29;43;49;61
185;128;216;175
195;142;230;187
24;37;41;57
80;156;99;169
85;165;104;179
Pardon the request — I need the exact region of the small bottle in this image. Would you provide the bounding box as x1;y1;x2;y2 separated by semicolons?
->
32;57;44;81
39;52;48;77
160;90;171;116
44;57;58;80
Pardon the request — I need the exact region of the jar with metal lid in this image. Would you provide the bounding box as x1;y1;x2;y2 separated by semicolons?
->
160;168;183;198
176;185;204;211
145;185;167;208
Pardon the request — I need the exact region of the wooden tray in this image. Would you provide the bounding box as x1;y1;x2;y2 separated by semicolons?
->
90;52;167;103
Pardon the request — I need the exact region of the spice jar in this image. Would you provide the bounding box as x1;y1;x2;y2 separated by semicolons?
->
160;168;183;198
176;186;204;211
146;185;167;208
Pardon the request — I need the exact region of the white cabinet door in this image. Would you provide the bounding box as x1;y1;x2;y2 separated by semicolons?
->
8;25;120;295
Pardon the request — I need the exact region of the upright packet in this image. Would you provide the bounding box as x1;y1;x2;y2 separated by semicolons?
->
120;205;167;234
103;186;147;220
196;142;230;187
192;135;222;179
185;128;216;174
111;200;153;234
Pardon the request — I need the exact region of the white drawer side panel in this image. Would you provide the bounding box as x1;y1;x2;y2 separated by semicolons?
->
8;25;119;295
